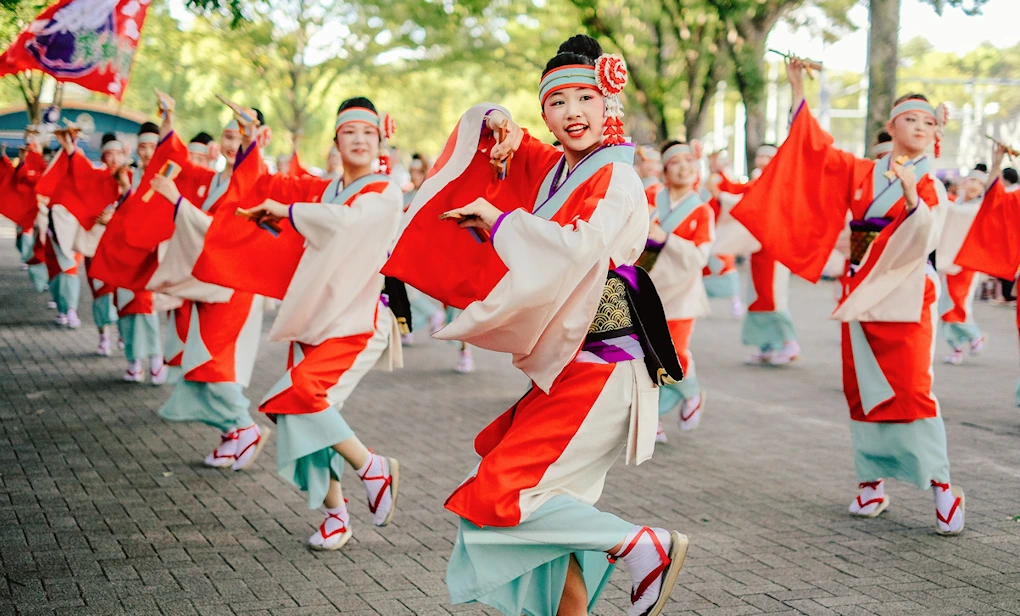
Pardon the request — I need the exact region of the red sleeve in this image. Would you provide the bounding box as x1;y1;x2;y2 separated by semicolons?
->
954;180;1020;279
730;102;873;282
677;204;714;247
34;150;68;199
257;172;330;204
717;172;750;195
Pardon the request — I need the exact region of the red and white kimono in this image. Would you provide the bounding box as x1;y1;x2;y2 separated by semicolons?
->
731;102;950;489
955;179;1020;405
186;142;404;508
384;104;660;613
936;196;983;351
646;187;713;413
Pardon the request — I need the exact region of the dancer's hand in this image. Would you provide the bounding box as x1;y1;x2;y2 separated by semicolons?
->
150;174;181;204
440;198;502;232
238;198;288;221
889;160;919;209
486;111;523;162
787;58;807;111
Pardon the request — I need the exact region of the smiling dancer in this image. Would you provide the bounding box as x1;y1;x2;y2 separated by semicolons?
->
386;34;688;616
731;59;963;535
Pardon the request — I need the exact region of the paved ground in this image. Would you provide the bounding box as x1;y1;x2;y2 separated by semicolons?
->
2;227;1020;616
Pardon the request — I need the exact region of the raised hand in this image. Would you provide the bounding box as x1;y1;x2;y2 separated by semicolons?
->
439;197;503;232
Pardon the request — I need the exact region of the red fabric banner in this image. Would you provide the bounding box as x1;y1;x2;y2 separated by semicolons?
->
0;0;152;100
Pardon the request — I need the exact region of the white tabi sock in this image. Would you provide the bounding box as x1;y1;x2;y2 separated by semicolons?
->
310;501;350;548
932;480;964;533
149;355;164;374
357;454;394;526
614;525;672;616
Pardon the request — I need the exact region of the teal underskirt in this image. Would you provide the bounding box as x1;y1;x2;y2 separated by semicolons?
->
658;363;700;416
49;273;80;315
447;494;631;616
741;310;796;349
92;293;119;329
703;270;740;298
27;263;48;293
159;380;253;433
275;407;353;510
850;417;950;489
941;320;982;350
118;313;162;361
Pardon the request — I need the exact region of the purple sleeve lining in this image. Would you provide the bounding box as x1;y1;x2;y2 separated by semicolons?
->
234;142;257;167
644;237;666;251
158;130;174;146
481;109;498;136
173;195;183;217
490;211;510;241
288;203;298;233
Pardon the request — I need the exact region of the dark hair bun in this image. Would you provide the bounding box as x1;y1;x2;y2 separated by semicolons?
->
190;131;214;145
543;34;603;78
659;139;682;155
557;34;602;60
138;121;159;135
338;97;377;115
100;132;119;145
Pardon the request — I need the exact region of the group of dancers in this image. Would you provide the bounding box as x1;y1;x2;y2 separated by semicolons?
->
7;31;1020;615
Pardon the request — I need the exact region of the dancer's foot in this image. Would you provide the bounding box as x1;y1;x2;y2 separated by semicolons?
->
969;336;985;356
96;336;111;356
358;453;399;527
768;341;800;365
118;338;125;350
942;349;963;365
66;309;80;329
745;348;772;365
455;349;474;374
730;297;745;318
123;361;143;383
309;502;353;551
933;481;964;536
655;421;668;444
613;526;688;616
150;363;169;386
848;480;889;517
203;429;239;468
55;313;68;326
231;424;269;471
47;300;57;310
428;310;445;335
401;332;414;346
679;392;705;432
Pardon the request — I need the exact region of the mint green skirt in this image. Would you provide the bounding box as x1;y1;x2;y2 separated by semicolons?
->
92;293;119;329
275;408;353;510
658;362;700;416
159;380;253;433
741;311;796;350
850;417;950;489
49;273;80;315
448;494;630;616
118;313;162;361
27;263;48;293
703;269;740;298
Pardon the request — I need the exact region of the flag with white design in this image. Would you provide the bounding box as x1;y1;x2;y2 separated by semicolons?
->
0;0;152;100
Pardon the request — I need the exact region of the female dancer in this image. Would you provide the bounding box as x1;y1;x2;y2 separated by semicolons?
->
644;140;713;438
233;97;402;550
386;34;687;616
732;59;963;535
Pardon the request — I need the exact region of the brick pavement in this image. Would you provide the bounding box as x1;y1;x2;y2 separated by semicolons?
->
1;225;1020;615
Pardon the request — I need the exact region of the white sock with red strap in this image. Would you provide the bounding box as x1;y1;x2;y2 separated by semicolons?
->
149;355;164;375
310;500;350;547
850;479;885;515
356;453;393;526
932;480;963;533
612;525;672;615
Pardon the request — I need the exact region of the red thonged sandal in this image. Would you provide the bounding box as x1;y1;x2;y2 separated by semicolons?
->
358;455;399;527
932;481;965;536
610;527;689;616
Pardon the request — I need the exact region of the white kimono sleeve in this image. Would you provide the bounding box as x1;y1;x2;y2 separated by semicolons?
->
147;200;234;303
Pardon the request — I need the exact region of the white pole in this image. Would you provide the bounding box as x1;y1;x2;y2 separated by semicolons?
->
735;102;747;179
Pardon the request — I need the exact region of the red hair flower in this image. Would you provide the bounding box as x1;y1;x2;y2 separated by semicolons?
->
383;114;396;141
595;54;628;96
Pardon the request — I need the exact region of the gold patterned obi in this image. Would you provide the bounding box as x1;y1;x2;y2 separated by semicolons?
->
588;276;634;335
848;219;891;267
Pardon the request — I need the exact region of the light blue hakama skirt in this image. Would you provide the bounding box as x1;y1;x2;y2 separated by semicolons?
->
92;294;119;329
159;380;253;433
118;313;162;362
49;274;80;315
850;417;950;489
741;311;796;350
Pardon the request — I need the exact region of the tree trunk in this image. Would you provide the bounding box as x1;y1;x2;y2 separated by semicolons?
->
865;0;900;156
729;31;769;170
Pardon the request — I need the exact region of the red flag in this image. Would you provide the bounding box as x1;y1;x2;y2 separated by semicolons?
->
0;149;45;228
955;180;1020;280
0;0;152;100
190;143;306;300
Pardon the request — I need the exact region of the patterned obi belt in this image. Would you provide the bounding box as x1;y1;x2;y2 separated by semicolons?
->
848;218;892;268
577;266;685;386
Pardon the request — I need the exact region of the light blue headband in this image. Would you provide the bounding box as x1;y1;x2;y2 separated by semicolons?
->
539;65;598;105
662;143;694;166
335;107;381;133
889;99;936;121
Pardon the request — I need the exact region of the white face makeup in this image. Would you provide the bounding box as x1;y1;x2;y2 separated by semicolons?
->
334;122;379;170
542;86;605;157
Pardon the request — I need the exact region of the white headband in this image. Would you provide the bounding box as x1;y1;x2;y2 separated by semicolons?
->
138;133;159;145
966;170;988;184
662;144;695;166
873;142;893;156
188;143;209;155
101;140;123;153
